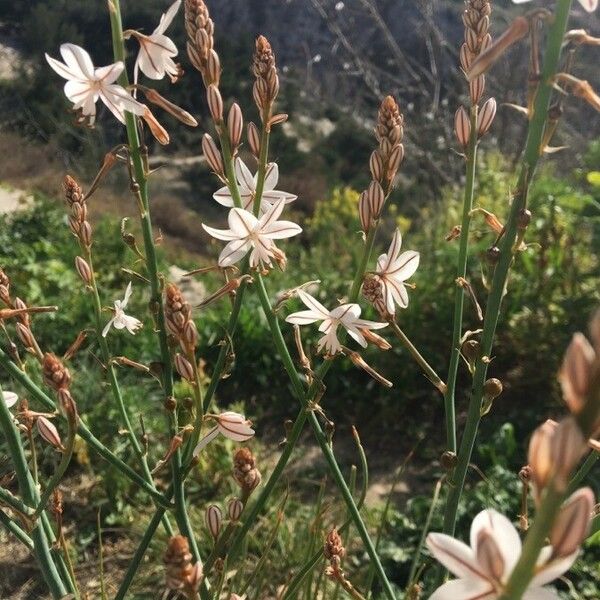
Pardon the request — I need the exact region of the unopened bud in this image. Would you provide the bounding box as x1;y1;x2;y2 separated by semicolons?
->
202;134;224;177
16;322;36;350
227;103;243;150
477;98;497;137
228;498;244;521
247;122;261;157
358;191;371;233
205;504;222;539
387;143;404;180
42;353;71;390
369;150;384;182
37;416;64;451
182;320;199;349
206;50;221;86
550;487;595;558
454;106;471;148
79;221;93;246
324;528;345;567
206;85;223;122
174;353;195;382
559;333;596;416
470;75;485;105
366;180;385;220
75;256;92;285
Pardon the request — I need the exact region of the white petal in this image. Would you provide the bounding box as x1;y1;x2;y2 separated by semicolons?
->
330;303;361;321
202;223;240;241
296;290;330;319
94;62;124;84
213;187;235;207
426;533;487;581
262;190;297;204
60;43;94;80
217;419;255;442
235;158;256;194
386;229;403;263
523;588;561;600
155;0;181;34
263;162;279;191
262;220;302;240
346;326;368;348
102;317;116;337
285;310;325;325
122;315;143;334
46;53;80;81
470;509;522;579
530;550;579;587
218;239;251;267
429;578;496;600
353;318;388;330
318;329;342;354
193;427;220;456
577;0;597;11
137;35;178;80
258;199;286;230
2;391;18;409
64;80;94;105
376;253;388;273
385;277;409;309
387;250;420;280
99;86;141;124
122;282;133;307
228;208;258;236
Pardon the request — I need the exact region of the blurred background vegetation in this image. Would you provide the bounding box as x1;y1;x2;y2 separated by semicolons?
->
1;0;600;598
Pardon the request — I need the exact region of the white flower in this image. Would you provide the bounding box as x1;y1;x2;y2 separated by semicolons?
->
102;283;143;337
134;0;181;82
202;199;302;268
2;391;18;409
45;43;146;125
213;158;297;213
193;411;255;456
513;0;596;11
374;229;419;315
426;508;581;600
286;289;387;355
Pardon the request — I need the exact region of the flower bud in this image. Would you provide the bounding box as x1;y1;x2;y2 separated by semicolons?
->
454;106;471;148
37;416;64;451
470;75;485;105
75;256;92;285
559;333;596;416
202;133;224;177
228;498;244;521
215;411;255;442
206;84;223;122
324;528;345;568
477;98;497;137
42;353;71;390
358;191;371;233
387;143;404;180
182;320;199;350
366;180;385;220
550;487;595;558
369;150;383;182
206;49;221;86
233;447;261;498
79;221;93;246
205;504;222;539
227;103;243;150
247;122;261;157
15;322;36;350
174;353;195;382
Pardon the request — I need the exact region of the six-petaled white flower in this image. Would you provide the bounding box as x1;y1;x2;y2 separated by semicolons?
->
102;283;143;337
373;228;419;315
513;0;596;12
286;289;387;355
134;0;181;82
213;158;297;213
193;411;255;456
45;44;146;125
2;391;18;409
426;508;582;600
202;199;302;268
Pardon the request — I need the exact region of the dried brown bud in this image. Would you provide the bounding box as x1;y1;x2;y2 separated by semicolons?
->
164;535;203;597
42;353;71;391
517;209;532;230
233;447;261;499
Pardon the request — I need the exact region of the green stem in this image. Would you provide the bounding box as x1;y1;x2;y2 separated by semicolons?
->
107;0;197;557
0;484;35;516
444;106;478;453
567;450;598;495
0;382;67;598
441;0;573;543
389;321;446;394
252;126;271;215
498;486;563;600
0;508;34;549
0;347;171;508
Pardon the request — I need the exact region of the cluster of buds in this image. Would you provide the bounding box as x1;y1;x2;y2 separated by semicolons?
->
359;96;405;233
64;176;92;250
184;0;219;87
233;447;261;502
253;35;279;119
323;528;346;570
454;0;497;147
165;283;198;355
41;352;78;431
163;535;203;599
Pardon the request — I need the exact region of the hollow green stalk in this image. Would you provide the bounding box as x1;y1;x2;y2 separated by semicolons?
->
441;0;574;543
567;450;598;494
0;382;67;598
107;0;197;557
444;106;479;453
0;484;35;516
0;508;33;549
